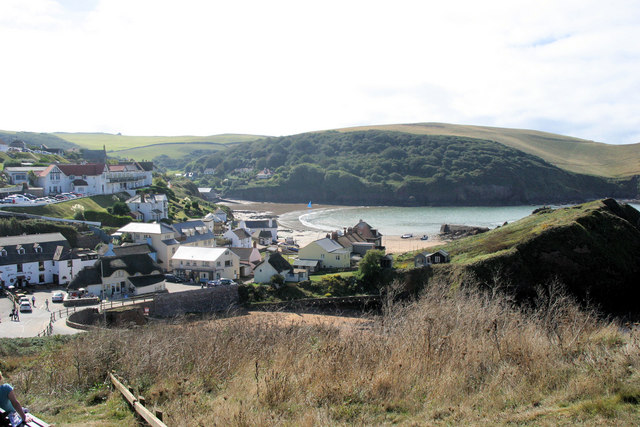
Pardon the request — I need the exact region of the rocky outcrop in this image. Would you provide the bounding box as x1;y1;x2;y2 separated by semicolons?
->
440;224;490;239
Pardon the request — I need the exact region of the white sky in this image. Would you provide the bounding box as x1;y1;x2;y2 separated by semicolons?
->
1;0;639;144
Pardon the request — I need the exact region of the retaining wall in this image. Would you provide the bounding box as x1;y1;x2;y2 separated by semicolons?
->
149;285;239;317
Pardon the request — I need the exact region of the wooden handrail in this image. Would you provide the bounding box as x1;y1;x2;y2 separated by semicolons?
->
110;373;167;427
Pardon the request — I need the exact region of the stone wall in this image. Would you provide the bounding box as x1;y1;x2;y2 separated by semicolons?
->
149;285;239;318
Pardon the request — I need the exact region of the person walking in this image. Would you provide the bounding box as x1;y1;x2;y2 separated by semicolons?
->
45;299;49;311
0;370;32;426
31;296;35;308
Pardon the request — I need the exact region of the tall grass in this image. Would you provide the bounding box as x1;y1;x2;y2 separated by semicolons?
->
9;280;640;425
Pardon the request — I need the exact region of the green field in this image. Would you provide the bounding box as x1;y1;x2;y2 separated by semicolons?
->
338;123;640;178
53;132;266;152
109;141;228;161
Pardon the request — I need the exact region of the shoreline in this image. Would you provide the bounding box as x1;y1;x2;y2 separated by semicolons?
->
219;200;446;254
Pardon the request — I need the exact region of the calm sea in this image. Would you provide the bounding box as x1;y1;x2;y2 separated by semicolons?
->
278;203;640;237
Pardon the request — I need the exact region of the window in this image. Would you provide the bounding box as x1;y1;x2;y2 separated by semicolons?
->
225;260;232;267
39;261;45;271
217;261;221;267
67;260;72;267
34;245;42;253
186;261;190;266
17;264;22;273
16;246;25;255
203;261;209;266
336;255;340;260
0;249;6;257
39;274;45;283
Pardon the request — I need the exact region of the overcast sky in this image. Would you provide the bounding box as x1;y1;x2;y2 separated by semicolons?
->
1;0;639;144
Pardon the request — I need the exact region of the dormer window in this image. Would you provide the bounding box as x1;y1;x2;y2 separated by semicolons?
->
33;244;42;253
0;248;6;257
16;245;25;255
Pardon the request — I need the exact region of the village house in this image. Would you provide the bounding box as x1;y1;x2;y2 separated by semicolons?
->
101;242;157;262
3;166;47;185
253;252;308;284
116;220;216;271
0;233;98;288
125;193;169;222
67;253;165;299
256;168;273;179
297;237;352;269
36;161;153;196
202;212;226;235
170;246;240;282
414;249;451;267
228;246;262;277
239;219;278;243
223;228;252;248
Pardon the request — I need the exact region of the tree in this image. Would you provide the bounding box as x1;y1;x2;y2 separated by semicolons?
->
356;249;385;291
111;201;130;216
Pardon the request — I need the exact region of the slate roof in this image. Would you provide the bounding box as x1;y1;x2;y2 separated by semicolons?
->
313;238;349;254
232;228;251;239
126;193;168;204
256;253;292;274
128;273;165;288
112;243;154;257
0;233;71;266
68;253;162;290
54;163;106;177
118;222;175;235
244;219;274;229
228;247;255;261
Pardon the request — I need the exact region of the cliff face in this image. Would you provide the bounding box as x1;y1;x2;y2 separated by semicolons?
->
432;199;640;315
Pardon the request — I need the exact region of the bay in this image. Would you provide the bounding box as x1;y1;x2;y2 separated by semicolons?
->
278;203;640;237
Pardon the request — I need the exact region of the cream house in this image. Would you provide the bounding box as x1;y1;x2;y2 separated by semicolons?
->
297;237;351;269
170;246;240;282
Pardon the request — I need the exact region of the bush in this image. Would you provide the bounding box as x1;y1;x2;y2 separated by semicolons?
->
84;210;132;227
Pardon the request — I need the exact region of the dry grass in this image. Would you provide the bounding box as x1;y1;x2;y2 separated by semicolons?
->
10;280;640;425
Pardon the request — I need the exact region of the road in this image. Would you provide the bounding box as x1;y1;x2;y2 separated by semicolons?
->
0;281;202;339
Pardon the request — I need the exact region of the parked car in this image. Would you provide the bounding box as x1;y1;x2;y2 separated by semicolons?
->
19;296;30;305
60;192;77;199
218;278;237;286
1;195;32;204
51;291;65;302
19;301;32;312
164;274;184;283
401;233;413;239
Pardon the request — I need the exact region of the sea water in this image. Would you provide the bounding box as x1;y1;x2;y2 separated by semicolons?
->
278;203;640;237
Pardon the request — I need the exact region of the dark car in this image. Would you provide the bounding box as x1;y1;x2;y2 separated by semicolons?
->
164;274;184;283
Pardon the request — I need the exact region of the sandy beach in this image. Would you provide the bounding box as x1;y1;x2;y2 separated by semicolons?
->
219;200;446;254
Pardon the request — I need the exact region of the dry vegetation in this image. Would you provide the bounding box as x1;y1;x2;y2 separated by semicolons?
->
8;280;640;425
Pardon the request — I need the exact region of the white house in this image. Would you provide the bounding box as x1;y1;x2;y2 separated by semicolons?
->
223;228;252;248
125;193;169;222
67;253;165;299
239;219;278;243
228;246;262;277
3;166;48;185
0;233;99;287
253;253;308;284
36;162;153;196
170;246;240;282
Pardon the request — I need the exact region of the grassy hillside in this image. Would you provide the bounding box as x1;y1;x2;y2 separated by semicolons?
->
6;289;640;425
397;198;640;314
338;123;640;178
0;194;126;218
53;132;265;152
110;141;228;162
201;130;637;206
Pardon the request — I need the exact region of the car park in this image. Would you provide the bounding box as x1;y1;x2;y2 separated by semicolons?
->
1;195;32;204
19;301;32;312
51;291;65;302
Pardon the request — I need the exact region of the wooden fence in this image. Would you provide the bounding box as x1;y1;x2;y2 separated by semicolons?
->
110;373;167;427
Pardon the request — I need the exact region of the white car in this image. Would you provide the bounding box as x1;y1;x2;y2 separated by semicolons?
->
51;291;65;302
1;195;32;204
19;302;32;313
19;296;30;305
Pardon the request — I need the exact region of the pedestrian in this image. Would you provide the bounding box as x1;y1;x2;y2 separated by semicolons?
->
0;370;32;426
31;296;35;308
45;299;49;311
9;309;14;322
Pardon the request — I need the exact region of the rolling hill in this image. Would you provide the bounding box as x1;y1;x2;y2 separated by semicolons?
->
337;123;640;178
